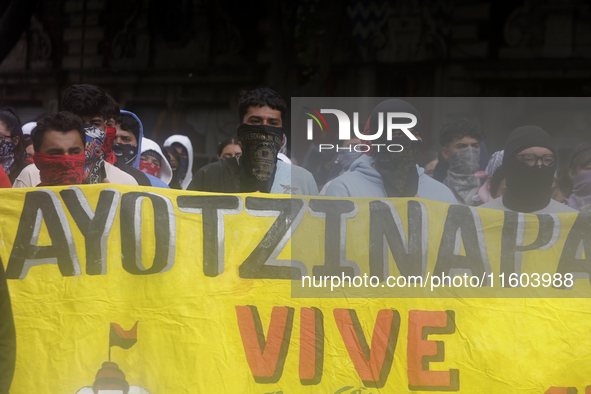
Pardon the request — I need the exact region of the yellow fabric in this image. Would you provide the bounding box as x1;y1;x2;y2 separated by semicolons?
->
2;184;590;393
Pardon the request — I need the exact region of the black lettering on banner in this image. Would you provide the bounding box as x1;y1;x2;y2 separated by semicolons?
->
308;199;359;278
60;187;120;275
369;200;427;282
433;206;491;281
500;212;560;285
556;213;591;288
6;190;80;279
239;197;307;279
177;195;242;277
120;192;175;275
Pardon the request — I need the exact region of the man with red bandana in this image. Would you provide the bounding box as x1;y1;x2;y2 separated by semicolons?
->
14;112;86;187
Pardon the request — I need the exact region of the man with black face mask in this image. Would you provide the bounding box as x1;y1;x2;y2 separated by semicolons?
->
480;126;576;214
188;88;318;195
112;110;169;188
325;99;457;203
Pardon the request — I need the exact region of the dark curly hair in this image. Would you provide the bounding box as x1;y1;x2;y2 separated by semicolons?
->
438;117;485;147
115;112;141;141
61;84;112;120
32;111;85;152
238;88;287;124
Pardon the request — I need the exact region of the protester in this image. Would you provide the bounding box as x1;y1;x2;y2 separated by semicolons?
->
14;85;137;186
565;142;591;213
31;112;85;186
217;136;241;159
13;112;85;187
474;150;504;204
432;117;484;205
163;146;182;189
61;84;111;129
325;99;457;203
63;85;137;185
163;135;194;190
418;151;438;178
139;138;172;185
480;126;577;213
188;88;318;195
113;110;169;188
0;107;26;184
0;259;16;394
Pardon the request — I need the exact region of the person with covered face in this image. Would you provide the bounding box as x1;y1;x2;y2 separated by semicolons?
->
480;126;577;213
113;110;169;188
13;112;86;187
324;99;457;203
432;117;484;205
163;146;182;189
163;134;194;190
217;136;241;160
13;84;137;186
564;142;591;213
188;88;318;195
0;107;26;185
138;138;172;185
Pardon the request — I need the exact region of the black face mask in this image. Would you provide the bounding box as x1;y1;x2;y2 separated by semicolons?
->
502;157;556;213
112;143;138;167
237;123;283;193
373;137;422;197
501;125;557;213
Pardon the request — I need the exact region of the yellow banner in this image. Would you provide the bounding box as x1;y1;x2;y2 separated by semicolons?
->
2;185;591;393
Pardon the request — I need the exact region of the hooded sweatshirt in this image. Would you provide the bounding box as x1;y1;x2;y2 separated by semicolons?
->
325;154;457;203
163;135;194;190
365;99;424;198
116;110;169;188
140;138;172;185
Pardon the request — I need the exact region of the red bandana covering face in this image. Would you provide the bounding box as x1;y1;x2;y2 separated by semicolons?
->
138;160;161;178
26;158;34;165
102;126;117;165
33;152;85;186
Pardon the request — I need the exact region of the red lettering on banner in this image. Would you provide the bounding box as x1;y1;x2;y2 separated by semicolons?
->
407;310;459;391
299;307;324;385
334;308;401;388
235;305;294;383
